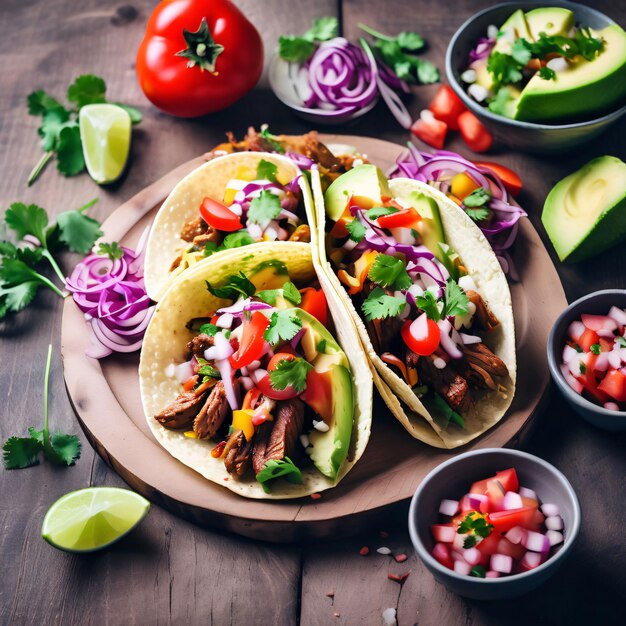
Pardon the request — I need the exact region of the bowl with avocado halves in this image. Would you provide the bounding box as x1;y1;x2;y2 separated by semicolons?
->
445;1;626;153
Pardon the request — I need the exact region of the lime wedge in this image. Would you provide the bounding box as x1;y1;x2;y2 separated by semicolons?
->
42;487;149;552
79;104;131;184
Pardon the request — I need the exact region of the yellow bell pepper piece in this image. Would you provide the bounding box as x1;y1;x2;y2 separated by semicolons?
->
338;250;378;295
450;172;479;201
183;431;197;439
232;409;255;441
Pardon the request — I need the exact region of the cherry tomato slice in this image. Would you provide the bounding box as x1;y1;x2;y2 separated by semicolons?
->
458;111;493;153
300;288;328;326
576;328;599;352
242;387;263;410
401;315;440;356
268;352;296;372
474;162;523;197
229;311;269;369
255;374;299;401
377;207;422;229
428;85;467;131
411;115;447;150
598;370;626;403
199;197;243;232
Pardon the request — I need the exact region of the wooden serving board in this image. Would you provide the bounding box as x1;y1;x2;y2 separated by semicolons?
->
62;136;566;542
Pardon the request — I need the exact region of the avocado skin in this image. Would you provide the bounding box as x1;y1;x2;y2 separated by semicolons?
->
542;156;626;263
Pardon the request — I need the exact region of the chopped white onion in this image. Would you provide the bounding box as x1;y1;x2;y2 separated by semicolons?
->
313;419;330;433
251;368;268;384
433;357;447;370
518;487;537;501
454;560;472;575
468;83;489;102
568;321;585;341
486;571;500;579
546;57;568;72
604;401;620;411
377;547;392;555
545;515;564;531
608;306;626;326
240;376;254;391
228;202;243;217
458;275;477;292
487;24;499;39
174;361;194;383
216;313;234;329
520;551;543;570
462;547;481;566
299;434;310;449
460;69;477;84
439;499;459;516
490;554;513;574
523;530;550;553
505;526;527;545
420;109;436;122
502;491;523;510
460;333;482;345
546;530;564;546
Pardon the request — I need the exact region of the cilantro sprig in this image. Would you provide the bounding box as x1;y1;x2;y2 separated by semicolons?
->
367;253;411;290
269;357;313;393
247;190;283;226
0;200;103;318
415;279;470;322
97;241;124;261
27;74;142;186
361;286;407;321
203;230;256;257
264;309;302;345
358;23;439;84
256;457;303;493
3;344;81;469
457;512;494;548
278;17;338;63
205;272;255;301
257;281;302;306
256;159;279;183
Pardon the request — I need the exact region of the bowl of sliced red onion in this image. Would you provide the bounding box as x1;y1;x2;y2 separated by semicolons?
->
547;289;626;431
409;448;581;600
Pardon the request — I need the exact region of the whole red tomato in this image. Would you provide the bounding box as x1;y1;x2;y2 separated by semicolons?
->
136;0;263;118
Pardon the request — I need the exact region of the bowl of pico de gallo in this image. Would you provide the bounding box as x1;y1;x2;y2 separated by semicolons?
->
547;289;626;431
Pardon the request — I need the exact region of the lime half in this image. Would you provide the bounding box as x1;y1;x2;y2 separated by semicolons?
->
42;487;150;552
79;104;131;184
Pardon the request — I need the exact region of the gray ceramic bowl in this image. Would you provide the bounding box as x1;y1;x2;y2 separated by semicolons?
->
268;52;378;126
547;289;626;431
408;448;581;600
445;1;626;154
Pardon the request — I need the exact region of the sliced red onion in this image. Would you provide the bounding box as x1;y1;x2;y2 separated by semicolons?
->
490;554;512;574
468;493;488;513
214;333;238;410
469;37;495;63
376;75;412;129
608;306;626;326
290;327;306;349
438;319;463;359
240;376;255;391
460;332;482;345
251;368;268;385
439;499;459;516
285;151;315;170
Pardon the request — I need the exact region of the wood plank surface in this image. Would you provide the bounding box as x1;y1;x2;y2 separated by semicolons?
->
0;0;625;624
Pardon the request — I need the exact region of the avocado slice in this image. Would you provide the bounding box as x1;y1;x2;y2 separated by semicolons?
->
295;309;353;481
249;260;290;290
515;25;626;122
525;7;574;40
400;191;446;261
324;164;390;221
542;155;626;262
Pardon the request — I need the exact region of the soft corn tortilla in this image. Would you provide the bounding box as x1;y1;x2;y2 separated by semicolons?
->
139;242;372;499
144;152;316;302
311;170;516;449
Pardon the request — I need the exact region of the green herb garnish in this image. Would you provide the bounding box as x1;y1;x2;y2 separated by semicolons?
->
367;253;411;290
346;219;366;243
366;206;398;220
256;457;303;493
590;343;601;355
264;309;302;345
247;190;282;225
205;272;255;301
470;565;486;578
463;187;491;208
457;513;494;538
97;241;123;261
361;286;407;321
278;17;338;63
199;323;220;336
579;362;587;374
269;357;313;392
256;159;279;183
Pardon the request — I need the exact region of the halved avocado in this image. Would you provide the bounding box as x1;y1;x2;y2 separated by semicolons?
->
542;155;626;262
525;7;574;40
324;164;390;221
515;25;626;122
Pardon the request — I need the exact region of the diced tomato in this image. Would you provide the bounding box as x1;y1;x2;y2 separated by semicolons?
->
268;352;296;372
527;509;545;532
377;207;422;229
431;524;457;543
486;478;505;510
255;374;300;401
199;197;243;232
495;468;519;493
458;111;493;153
299;288;328;326
428;85;467;131
575;353;610;404
229;311;270;369
488;507;536;533
577;328;599;352
242;387;262;411
476;531;500;556
411;114;448;150
300;368;332;422
496;537;525;560
330;205;353;238
469;478;490;495
474;162;523;197
432;543;454;569
598;369;626;402
182;375;198;391
401;315;441;357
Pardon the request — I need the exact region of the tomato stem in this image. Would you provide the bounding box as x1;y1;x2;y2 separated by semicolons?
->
176;17;224;73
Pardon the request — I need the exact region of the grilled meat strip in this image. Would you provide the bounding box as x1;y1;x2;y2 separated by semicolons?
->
179;216;222;247
417;355;472;414
154;387;210;429
459;343;509;390
193;381;228;439
185;333;214;359
467;290;500;332
222;429;254;477
252;398;304;475
288;224;311;242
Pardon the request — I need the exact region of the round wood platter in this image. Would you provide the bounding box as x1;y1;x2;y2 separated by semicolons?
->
62;135;566;542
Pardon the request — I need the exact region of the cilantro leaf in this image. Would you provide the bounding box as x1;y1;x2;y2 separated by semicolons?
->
199;323;220;336
247;190;282;225
465;207;490;222
306;17;338;41
0;258;49;288
56;125;85;176
0;282;40;318
457;513;475;534
366;206;398;220
463;187;491;208
47;432;82;466
538;67;556;81
316;338;327;353
197;362;221;379
256;289;277;305
488;87;516;118
27;90;65;116
264;309;302;345
5;202;49;245
39;107;71;152
221;230;255;249
579;362;586;374
471;566;486;578
278;37;317;63
346;219;366;242
203;242;219;257
56;205;103;254
256;159;279;182
511;38;532;65
397;31;425;51
463;535;478;549
97;241;123;261
259;126;285;153
367;253;411;290
269;357;312;392
2;437;42;469
414;59;440;84
487;51;523;86
206;272;256;301
256;457;303;493
67;74;107;109
415;289;441;321
282;281;302;305
442;279;470;319
361;286;407;321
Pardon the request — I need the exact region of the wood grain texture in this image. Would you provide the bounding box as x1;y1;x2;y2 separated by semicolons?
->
1;0;625;624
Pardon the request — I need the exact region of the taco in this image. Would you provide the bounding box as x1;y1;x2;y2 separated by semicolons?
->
138;242;372;498
311;164;516;449
144;151;316;302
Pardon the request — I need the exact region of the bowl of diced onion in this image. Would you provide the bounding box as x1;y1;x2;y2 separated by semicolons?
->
547;289;626;431
445;1;626;153
408;448;581;600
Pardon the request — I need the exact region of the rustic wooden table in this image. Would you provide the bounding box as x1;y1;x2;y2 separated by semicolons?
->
1;1;624;624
